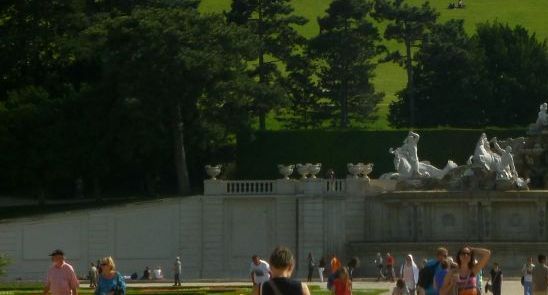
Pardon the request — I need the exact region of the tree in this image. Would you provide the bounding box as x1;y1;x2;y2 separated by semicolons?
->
86;7;257;194
389;20;488;127
226;0;307;130
474;22;548;126
389;21;548;127
374;0;438;127
309;0;384;128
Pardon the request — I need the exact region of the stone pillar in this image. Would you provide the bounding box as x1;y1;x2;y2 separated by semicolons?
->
538;200;546;240
468;201;479;241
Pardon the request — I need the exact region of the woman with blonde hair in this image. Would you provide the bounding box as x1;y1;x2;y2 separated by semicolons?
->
95;256;126;295
332;267;352;295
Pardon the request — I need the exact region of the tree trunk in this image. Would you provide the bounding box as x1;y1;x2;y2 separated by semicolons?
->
172;102;191;195
258;0;266;131
341;78;349;128
405;36;415;127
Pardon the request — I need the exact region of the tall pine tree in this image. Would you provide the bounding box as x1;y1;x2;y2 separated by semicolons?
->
226;0;307;130
309;0;384;128
374;0;438;127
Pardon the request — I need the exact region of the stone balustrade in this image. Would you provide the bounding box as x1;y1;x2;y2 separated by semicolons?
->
204;177;396;196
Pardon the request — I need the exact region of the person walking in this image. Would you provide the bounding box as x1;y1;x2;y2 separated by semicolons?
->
393;278;411;295
376;253;385;281
332;267;352;295
532;254;548;295
89;263;98;288
250;255;271;286
386;253;396;282
307;253;315;283
489;263;502;295
400;254;419;295
319;257;326;283
173;257;182;287
251;246;311;295
523;257;535;295
417;247;448;295
95;256;126;295
43;249;79;295
440;246;491;295
331;255;342;274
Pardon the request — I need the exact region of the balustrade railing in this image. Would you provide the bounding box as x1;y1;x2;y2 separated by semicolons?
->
225;180;276;195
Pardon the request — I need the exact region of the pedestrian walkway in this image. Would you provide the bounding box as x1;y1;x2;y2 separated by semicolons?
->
80;278;525;294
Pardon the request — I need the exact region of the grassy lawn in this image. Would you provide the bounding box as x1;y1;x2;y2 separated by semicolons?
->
199;0;548;130
0;283;387;295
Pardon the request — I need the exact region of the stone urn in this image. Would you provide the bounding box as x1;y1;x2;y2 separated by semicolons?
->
308;163;322;179
361;163;374;180
277;164;295;180
296;164;309;179
347;163;362;179
205;165;222;180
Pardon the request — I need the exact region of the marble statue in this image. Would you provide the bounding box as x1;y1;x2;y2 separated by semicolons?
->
536;102;548;127
470;133;501;171
382;131;457;180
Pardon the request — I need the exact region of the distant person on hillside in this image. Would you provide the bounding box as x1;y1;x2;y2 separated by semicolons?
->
522;257;535;295
251;246;311;295
43;249;79;295
250;255;271;286
532;254;548;295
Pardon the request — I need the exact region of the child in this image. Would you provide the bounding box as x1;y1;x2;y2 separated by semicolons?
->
393;278;410;295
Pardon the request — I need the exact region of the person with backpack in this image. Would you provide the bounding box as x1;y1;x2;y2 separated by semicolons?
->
417;247;448;295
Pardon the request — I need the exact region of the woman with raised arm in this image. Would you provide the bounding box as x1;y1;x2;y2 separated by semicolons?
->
440;246;490;295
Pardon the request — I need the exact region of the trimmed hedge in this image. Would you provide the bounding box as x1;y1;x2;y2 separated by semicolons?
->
236;129;526;179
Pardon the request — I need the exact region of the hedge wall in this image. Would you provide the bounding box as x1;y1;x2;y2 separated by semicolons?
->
235;129;526;179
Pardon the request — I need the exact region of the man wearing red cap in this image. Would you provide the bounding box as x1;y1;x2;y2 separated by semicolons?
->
43;249;79;295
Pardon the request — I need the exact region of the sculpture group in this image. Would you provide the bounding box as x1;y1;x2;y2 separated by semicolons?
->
206;102;548;191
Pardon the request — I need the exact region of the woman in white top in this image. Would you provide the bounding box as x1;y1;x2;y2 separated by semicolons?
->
400;254;419;295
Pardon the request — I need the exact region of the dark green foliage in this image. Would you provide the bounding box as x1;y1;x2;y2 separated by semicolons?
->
226;0;307;130
236;129;525;179
475;22;548;126
0;2;257;197
374;0;439;127
308;0;384;128
389;20;487;127
390;21;548;127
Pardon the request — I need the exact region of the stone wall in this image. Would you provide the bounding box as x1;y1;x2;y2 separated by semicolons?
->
1;186;547;280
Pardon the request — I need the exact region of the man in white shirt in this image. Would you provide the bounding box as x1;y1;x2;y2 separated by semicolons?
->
523;256;535;295
250;255;271;286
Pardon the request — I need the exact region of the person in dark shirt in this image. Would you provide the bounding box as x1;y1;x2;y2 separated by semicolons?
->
251;246;311;295
489;263;503;295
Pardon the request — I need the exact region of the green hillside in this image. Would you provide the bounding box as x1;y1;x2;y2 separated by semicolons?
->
200;0;548;129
